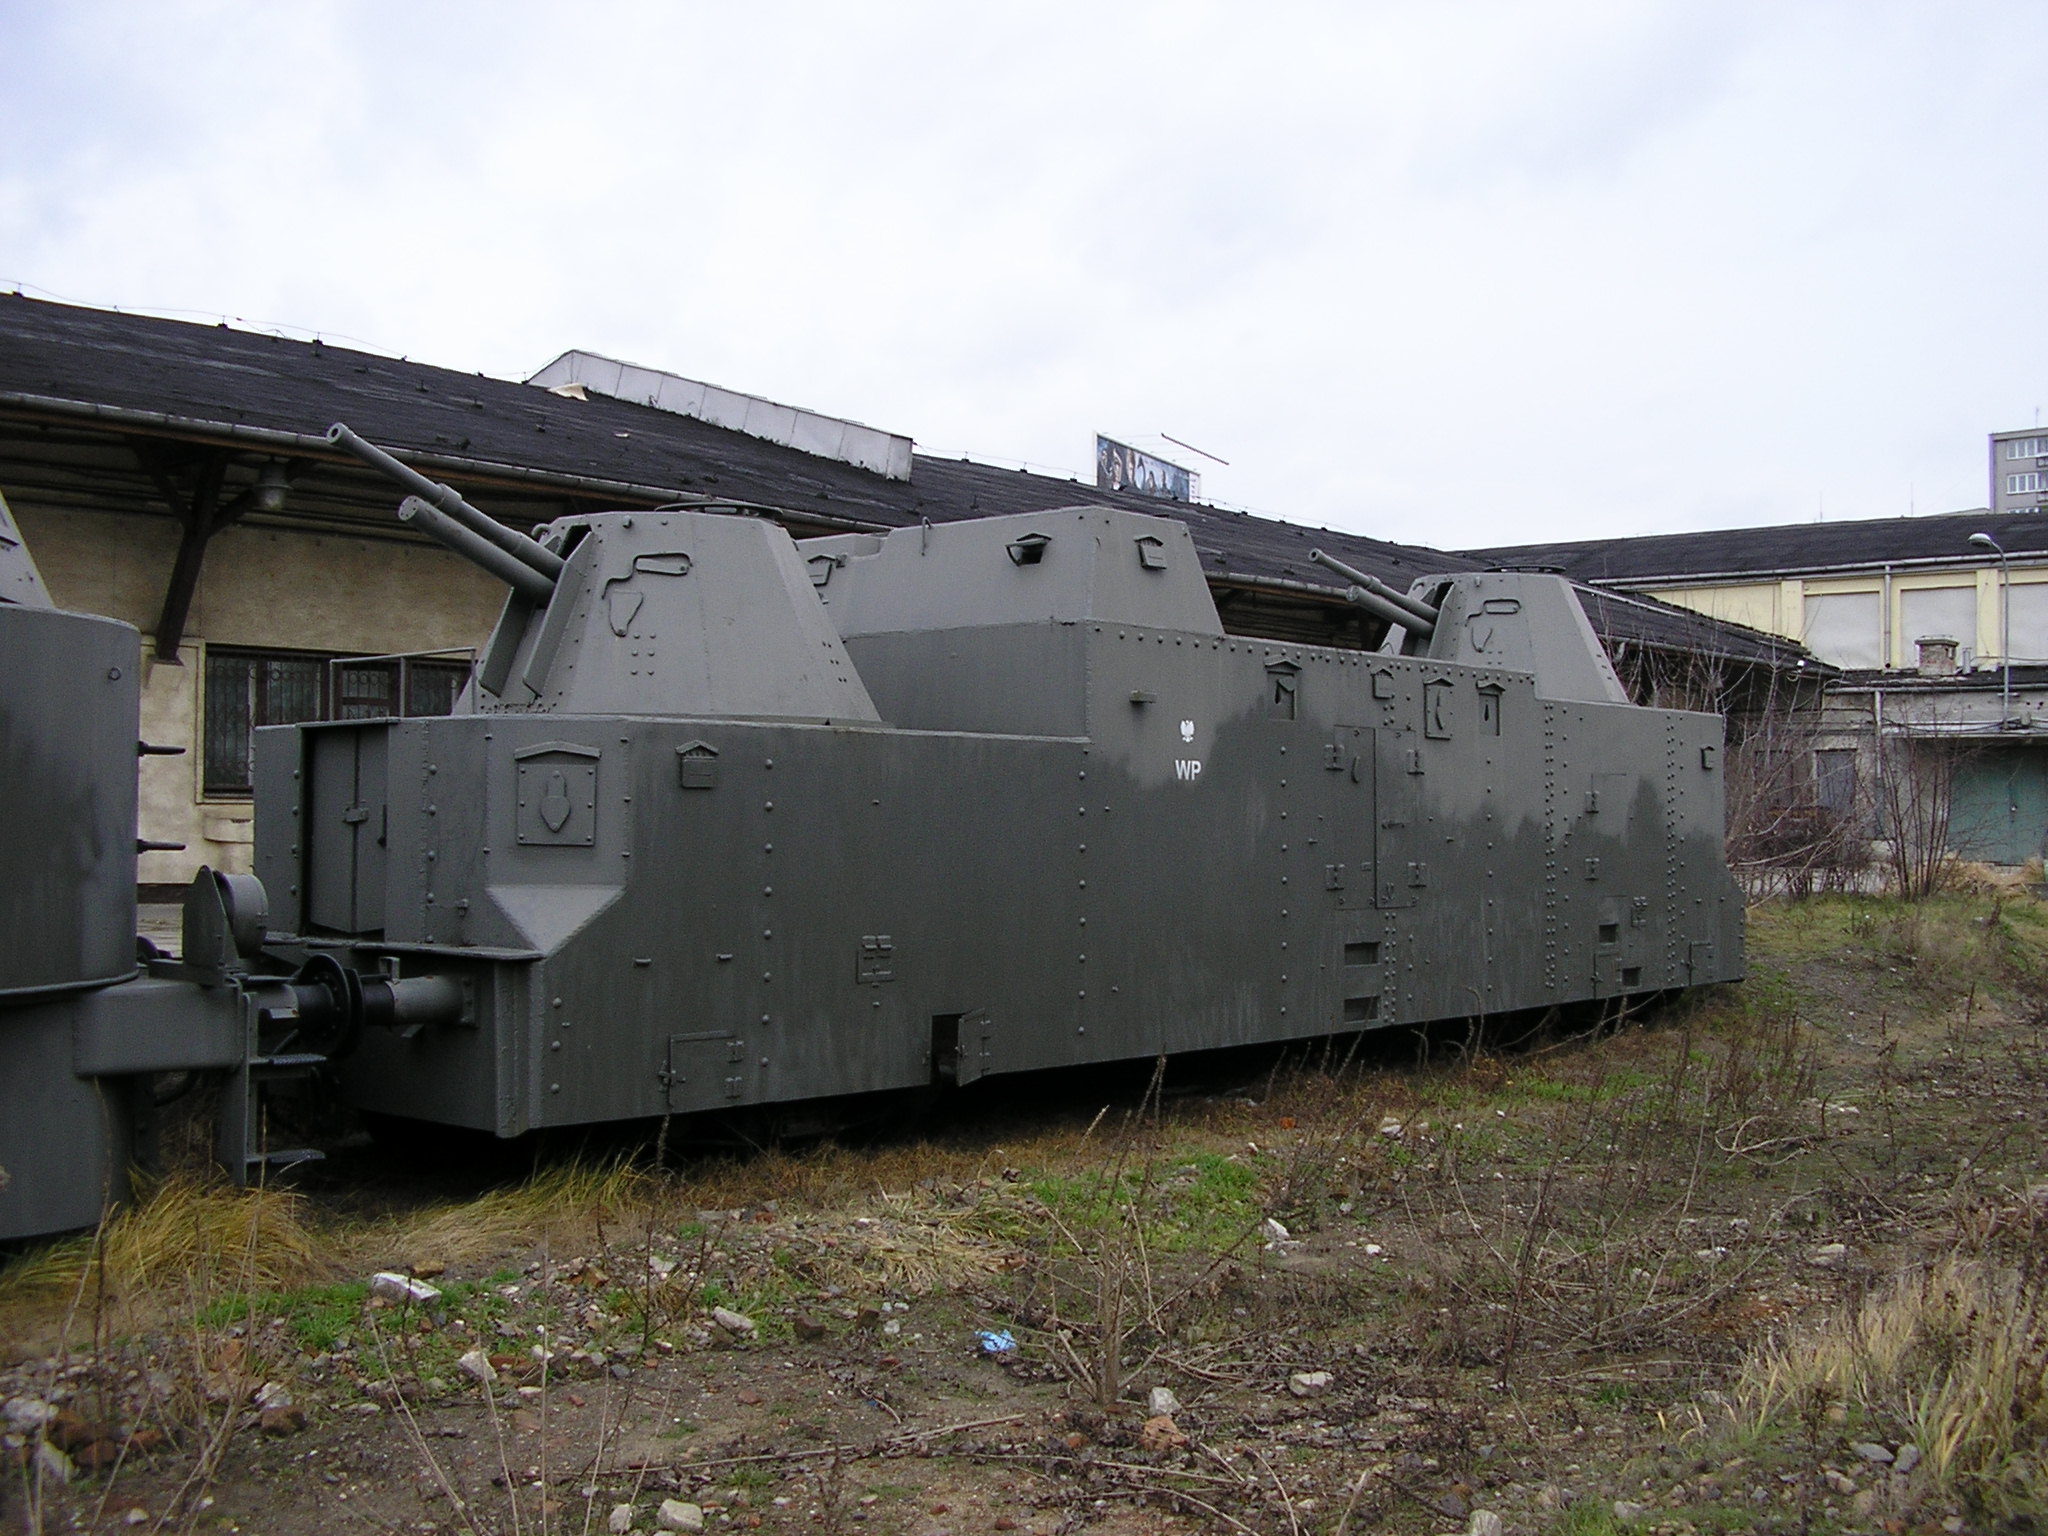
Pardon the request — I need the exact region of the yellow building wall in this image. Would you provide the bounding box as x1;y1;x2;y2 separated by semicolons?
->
1648;566;2048;672
12;504;505;882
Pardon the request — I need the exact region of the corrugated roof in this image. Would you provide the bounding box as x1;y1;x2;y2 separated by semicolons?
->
0;294;1799;669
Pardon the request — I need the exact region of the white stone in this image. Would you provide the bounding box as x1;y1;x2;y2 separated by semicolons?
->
608;1503;636;1533
1612;1500;1648;1521
456;1349;498;1384
370;1271;443;1304
1263;1218;1292;1243
1853;1441;1895;1464
1148;1386;1183;1417
1807;1243;1849;1268
656;1499;705;1532
1894;1444;1923;1475
1468;1512;1505;1536
711;1307;756;1337
1287;1370;1333;1398
33;1441;73;1485
253;1380;293;1411
1;1397;54;1432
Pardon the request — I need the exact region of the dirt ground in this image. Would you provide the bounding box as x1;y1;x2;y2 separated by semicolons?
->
6;893;2048;1536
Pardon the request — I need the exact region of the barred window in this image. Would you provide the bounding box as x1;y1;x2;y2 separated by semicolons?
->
203;650;325;795
202;648;469;796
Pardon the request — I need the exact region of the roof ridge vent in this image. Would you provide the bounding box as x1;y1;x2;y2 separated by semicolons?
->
525;350;913;481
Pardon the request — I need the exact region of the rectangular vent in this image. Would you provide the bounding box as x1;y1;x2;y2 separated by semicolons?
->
1343;995;1380;1024
1621;966;1642;989
1345;941;1380;965
1598;923;1620;944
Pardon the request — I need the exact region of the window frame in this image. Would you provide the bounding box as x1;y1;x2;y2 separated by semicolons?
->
201;644;472;799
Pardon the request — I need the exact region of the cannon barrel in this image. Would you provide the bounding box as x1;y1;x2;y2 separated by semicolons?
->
1310;549;1439;635
328;423;564;583
399;497;557;603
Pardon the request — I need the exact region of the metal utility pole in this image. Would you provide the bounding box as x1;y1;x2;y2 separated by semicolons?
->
1969;531;2013;726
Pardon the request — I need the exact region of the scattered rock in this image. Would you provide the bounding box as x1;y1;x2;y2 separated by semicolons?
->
1852;1488;1882;1519
1853;1442;1895;1465
1894;1443;1924;1475
71;1438;122;1471
608;1503;636;1533
47;1409;101;1453
412;1259;448;1279
122;1509;148;1526
734;1389;764;1406
1263;1217;1292;1243
1;1398;54;1433
1437;1488;1470;1518
457;1350;498;1385
1613;1500;1649;1521
259;1404;307;1436
371;1271;443;1304
656;1499;705;1532
1287;1371;1333;1398
1468;1512;1505;1536
1807;1243;1850;1268
1139;1415;1187;1453
794;1314;828;1341
252;1381;293;1412
711;1307;756;1338
1148;1386;1183;1417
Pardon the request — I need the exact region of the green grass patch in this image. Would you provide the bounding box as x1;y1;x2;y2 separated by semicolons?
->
1027;1150;1263;1253
199;1280;369;1354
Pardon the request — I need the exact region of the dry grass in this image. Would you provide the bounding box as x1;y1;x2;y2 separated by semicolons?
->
370;1155;656;1270
795;1200;1024;1295
0;1175;324;1315
1736;1257;2048;1503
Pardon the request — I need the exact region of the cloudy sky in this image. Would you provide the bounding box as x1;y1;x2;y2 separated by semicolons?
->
2;1;2043;549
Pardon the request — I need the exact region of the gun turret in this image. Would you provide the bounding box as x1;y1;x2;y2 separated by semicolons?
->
327;423;564;595
1309;548;1439;637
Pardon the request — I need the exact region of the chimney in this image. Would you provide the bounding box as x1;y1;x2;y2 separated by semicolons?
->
1916;636;1960;677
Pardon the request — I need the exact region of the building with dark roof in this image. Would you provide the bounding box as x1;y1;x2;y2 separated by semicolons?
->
1469;509;2048;867
0;294;1803;885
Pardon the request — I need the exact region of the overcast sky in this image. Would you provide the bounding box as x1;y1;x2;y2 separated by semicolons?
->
2;2;2043;550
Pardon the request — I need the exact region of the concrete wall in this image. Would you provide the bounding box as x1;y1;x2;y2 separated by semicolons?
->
13;505;504;882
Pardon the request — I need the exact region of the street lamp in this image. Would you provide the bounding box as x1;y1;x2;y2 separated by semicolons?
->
1969;531;2013;726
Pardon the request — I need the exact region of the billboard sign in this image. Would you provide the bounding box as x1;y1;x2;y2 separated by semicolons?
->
1096;436;1199;503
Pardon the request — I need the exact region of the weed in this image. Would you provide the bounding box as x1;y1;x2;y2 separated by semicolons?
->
1736;1257;2048;1511
1554;1496;1630;1534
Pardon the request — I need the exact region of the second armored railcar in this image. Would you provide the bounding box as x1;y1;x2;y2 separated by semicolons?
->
251;488;1743;1138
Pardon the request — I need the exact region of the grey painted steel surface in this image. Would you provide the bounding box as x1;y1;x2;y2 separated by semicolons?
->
0;475;1746;1242
0;500;311;1241
0;490;140;1002
253;498;1744;1140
